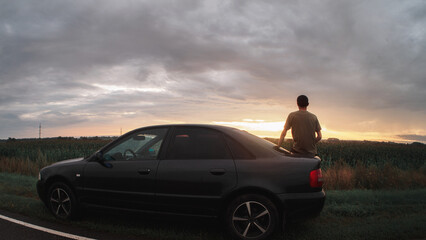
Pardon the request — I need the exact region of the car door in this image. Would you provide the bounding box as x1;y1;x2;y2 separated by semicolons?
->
81;127;169;210
156;126;237;216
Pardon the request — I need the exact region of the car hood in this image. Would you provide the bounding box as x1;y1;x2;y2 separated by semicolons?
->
50;157;85;166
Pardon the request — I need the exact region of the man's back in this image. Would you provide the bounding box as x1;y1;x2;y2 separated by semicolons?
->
284;110;321;156
277;95;322;157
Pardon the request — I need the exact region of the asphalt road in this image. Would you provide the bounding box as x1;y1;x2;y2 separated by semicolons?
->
0;217;71;240
0;209;144;240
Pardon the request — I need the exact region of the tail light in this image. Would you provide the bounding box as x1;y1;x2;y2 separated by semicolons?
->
310;169;324;188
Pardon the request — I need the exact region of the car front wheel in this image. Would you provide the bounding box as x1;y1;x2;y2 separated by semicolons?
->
47;182;78;220
225;194;278;240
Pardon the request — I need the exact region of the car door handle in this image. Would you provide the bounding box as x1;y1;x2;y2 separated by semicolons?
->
138;169;151;175
210;168;226;175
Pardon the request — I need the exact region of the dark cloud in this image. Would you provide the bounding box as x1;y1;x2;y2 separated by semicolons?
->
398;135;426;143
0;0;425;139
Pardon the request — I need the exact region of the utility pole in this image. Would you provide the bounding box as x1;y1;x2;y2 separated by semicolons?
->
39;123;41;139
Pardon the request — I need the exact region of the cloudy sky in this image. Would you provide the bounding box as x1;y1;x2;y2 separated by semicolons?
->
1;0;425;143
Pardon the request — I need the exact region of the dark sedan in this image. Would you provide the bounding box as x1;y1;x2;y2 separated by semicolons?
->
37;124;325;240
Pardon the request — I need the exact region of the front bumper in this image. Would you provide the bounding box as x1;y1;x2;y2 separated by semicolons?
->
36;180;48;206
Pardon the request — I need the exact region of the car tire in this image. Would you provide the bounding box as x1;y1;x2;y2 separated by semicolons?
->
47;182;78;220
225;194;278;240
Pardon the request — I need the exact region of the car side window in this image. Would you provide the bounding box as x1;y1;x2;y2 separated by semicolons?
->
103;128;168;161
167;127;232;160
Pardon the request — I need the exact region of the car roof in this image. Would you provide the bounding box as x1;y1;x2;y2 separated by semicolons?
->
134;124;239;132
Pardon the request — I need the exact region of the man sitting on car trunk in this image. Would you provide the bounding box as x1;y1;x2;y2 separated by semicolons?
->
277;95;322;157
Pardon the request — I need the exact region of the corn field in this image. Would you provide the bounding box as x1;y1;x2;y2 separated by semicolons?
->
0;137;113;163
0;137;425;189
1;137;425;170
267;138;426;170
0;137;113;175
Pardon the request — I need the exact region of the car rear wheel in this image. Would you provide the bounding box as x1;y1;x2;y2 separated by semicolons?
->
47;182;78;220
225;194;278;240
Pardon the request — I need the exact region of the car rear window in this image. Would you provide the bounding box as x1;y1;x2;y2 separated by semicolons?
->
225;128;277;158
225;136;255;159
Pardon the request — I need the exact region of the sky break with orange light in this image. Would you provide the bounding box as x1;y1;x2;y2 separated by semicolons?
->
1;1;425;143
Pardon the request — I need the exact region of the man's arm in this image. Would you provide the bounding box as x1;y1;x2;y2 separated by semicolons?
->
277;127;289;147
315;130;322;143
278;114;292;148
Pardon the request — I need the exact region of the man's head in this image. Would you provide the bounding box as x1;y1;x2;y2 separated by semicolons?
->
297;95;309;108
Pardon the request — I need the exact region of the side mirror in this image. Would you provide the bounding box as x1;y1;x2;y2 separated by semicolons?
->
94;152;113;168
95;151;104;161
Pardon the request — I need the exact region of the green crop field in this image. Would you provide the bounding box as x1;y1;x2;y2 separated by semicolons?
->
0;137;113;163
0;137;113;176
266;138;426;170
0;137;425;189
1;137;425;169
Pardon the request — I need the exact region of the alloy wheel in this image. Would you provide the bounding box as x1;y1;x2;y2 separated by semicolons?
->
50;187;72;218
232;201;271;239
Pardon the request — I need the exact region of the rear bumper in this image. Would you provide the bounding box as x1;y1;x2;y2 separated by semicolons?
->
277;190;325;221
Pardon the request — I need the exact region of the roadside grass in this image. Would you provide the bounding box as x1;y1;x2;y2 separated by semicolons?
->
293;190;426;240
0;172;425;240
0;172;51;219
0;156;49;177
323;160;426;190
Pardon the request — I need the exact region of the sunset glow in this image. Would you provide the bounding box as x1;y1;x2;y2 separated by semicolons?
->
1;1;425;144
213;120;284;133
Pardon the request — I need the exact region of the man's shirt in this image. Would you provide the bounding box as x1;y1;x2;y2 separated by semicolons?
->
284;110;321;156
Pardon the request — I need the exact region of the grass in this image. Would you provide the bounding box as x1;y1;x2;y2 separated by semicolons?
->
0;172;52;220
0;156;48;176
0;172;425;240
290;190;426;240
323;160;426;190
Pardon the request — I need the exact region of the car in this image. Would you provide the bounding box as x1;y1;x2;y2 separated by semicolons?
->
37;124;325;240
